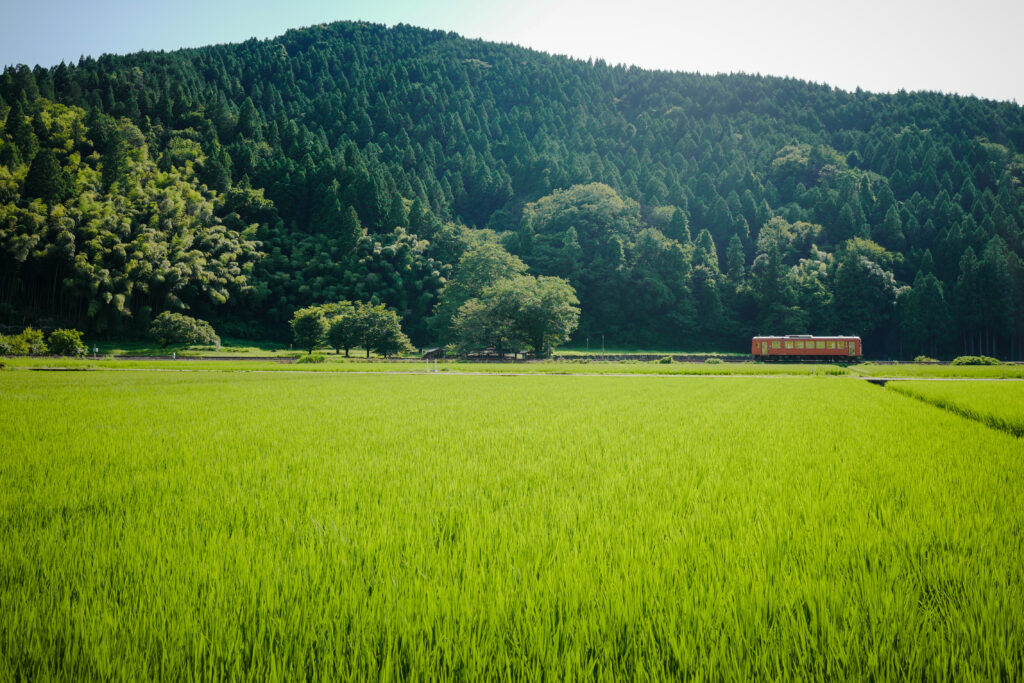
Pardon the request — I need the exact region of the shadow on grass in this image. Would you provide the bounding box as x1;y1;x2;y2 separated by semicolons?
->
886;384;1024;438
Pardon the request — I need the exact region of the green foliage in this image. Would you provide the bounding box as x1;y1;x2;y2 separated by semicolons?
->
430;242;528;341
1;21;1023;358
295;353;327;364
512;275;580;356
1;101;261;335
451;274;579;356
289;307;327;353
951;355;1002;365
324;301;362;356
14;327;48;355
899;272;949;359
48;328;85;356
452;289;525;356
293;299;414;357
705;357;723;364
150;312;220;348
0;327;47;355
0;332;28;355
913;355;939;363
23;147;69;202
358;302;414;358
514;183;680;345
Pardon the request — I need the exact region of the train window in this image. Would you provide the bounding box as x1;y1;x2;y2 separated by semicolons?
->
827;341;835;349
837;341;846;349
816;341;825;349
784;341;793;349
795;341;804;349
772;341;781;349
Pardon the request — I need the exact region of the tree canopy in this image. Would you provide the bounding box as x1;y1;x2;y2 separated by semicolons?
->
291;299;413;357
149;312;219;348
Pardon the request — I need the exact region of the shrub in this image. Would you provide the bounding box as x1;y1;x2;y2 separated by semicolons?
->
951;355;1001;366
49;328;86;356
658;356;674;364
705;357;723;364
17;327;48;355
296;353;327;364
913;355;939;363
0;334;27;355
150;312;220;348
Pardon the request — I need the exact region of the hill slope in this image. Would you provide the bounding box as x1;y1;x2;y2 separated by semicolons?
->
1;21;1023;356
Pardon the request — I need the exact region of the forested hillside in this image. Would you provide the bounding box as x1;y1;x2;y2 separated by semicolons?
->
2;20;1023;356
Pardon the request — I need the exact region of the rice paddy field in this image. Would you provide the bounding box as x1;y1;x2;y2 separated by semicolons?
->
853;362;1024;379
888;380;1024;437
1;369;1023;680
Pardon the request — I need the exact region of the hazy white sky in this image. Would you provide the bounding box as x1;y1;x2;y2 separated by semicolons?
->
2;0;1021;103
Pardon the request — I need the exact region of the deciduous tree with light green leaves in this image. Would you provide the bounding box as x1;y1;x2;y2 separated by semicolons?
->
324;301;362;356
452;274;579;357
514;276;580;357
429;242;528;341
358;303;414;358
294;300;414;357
289;307;327;354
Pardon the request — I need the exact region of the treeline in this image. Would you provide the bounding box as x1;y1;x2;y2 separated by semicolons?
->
1;20;1023;357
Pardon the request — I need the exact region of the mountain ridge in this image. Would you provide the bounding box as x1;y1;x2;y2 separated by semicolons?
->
1;20;1022;357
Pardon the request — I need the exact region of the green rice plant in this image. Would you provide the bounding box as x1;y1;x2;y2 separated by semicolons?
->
888;380;1024;437
1;372;1022;679
854;363;1024;379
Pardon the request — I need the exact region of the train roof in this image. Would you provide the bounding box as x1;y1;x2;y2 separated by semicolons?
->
752;334;861;340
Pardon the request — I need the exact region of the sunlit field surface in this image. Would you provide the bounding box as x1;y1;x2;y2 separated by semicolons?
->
2;371;1022;680
889;380;1024;437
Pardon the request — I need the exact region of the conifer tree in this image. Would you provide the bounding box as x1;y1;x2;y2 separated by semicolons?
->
339;206;363;254
23;147;66;202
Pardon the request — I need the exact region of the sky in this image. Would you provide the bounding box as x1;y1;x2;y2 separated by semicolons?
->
2;0;1022;104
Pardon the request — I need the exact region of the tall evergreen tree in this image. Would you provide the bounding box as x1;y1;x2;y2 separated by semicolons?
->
23;147;66;202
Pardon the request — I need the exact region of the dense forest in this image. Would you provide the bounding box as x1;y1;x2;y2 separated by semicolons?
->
1;21;1023;357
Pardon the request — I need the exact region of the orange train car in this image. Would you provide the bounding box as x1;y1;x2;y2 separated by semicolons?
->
752;335;862;361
